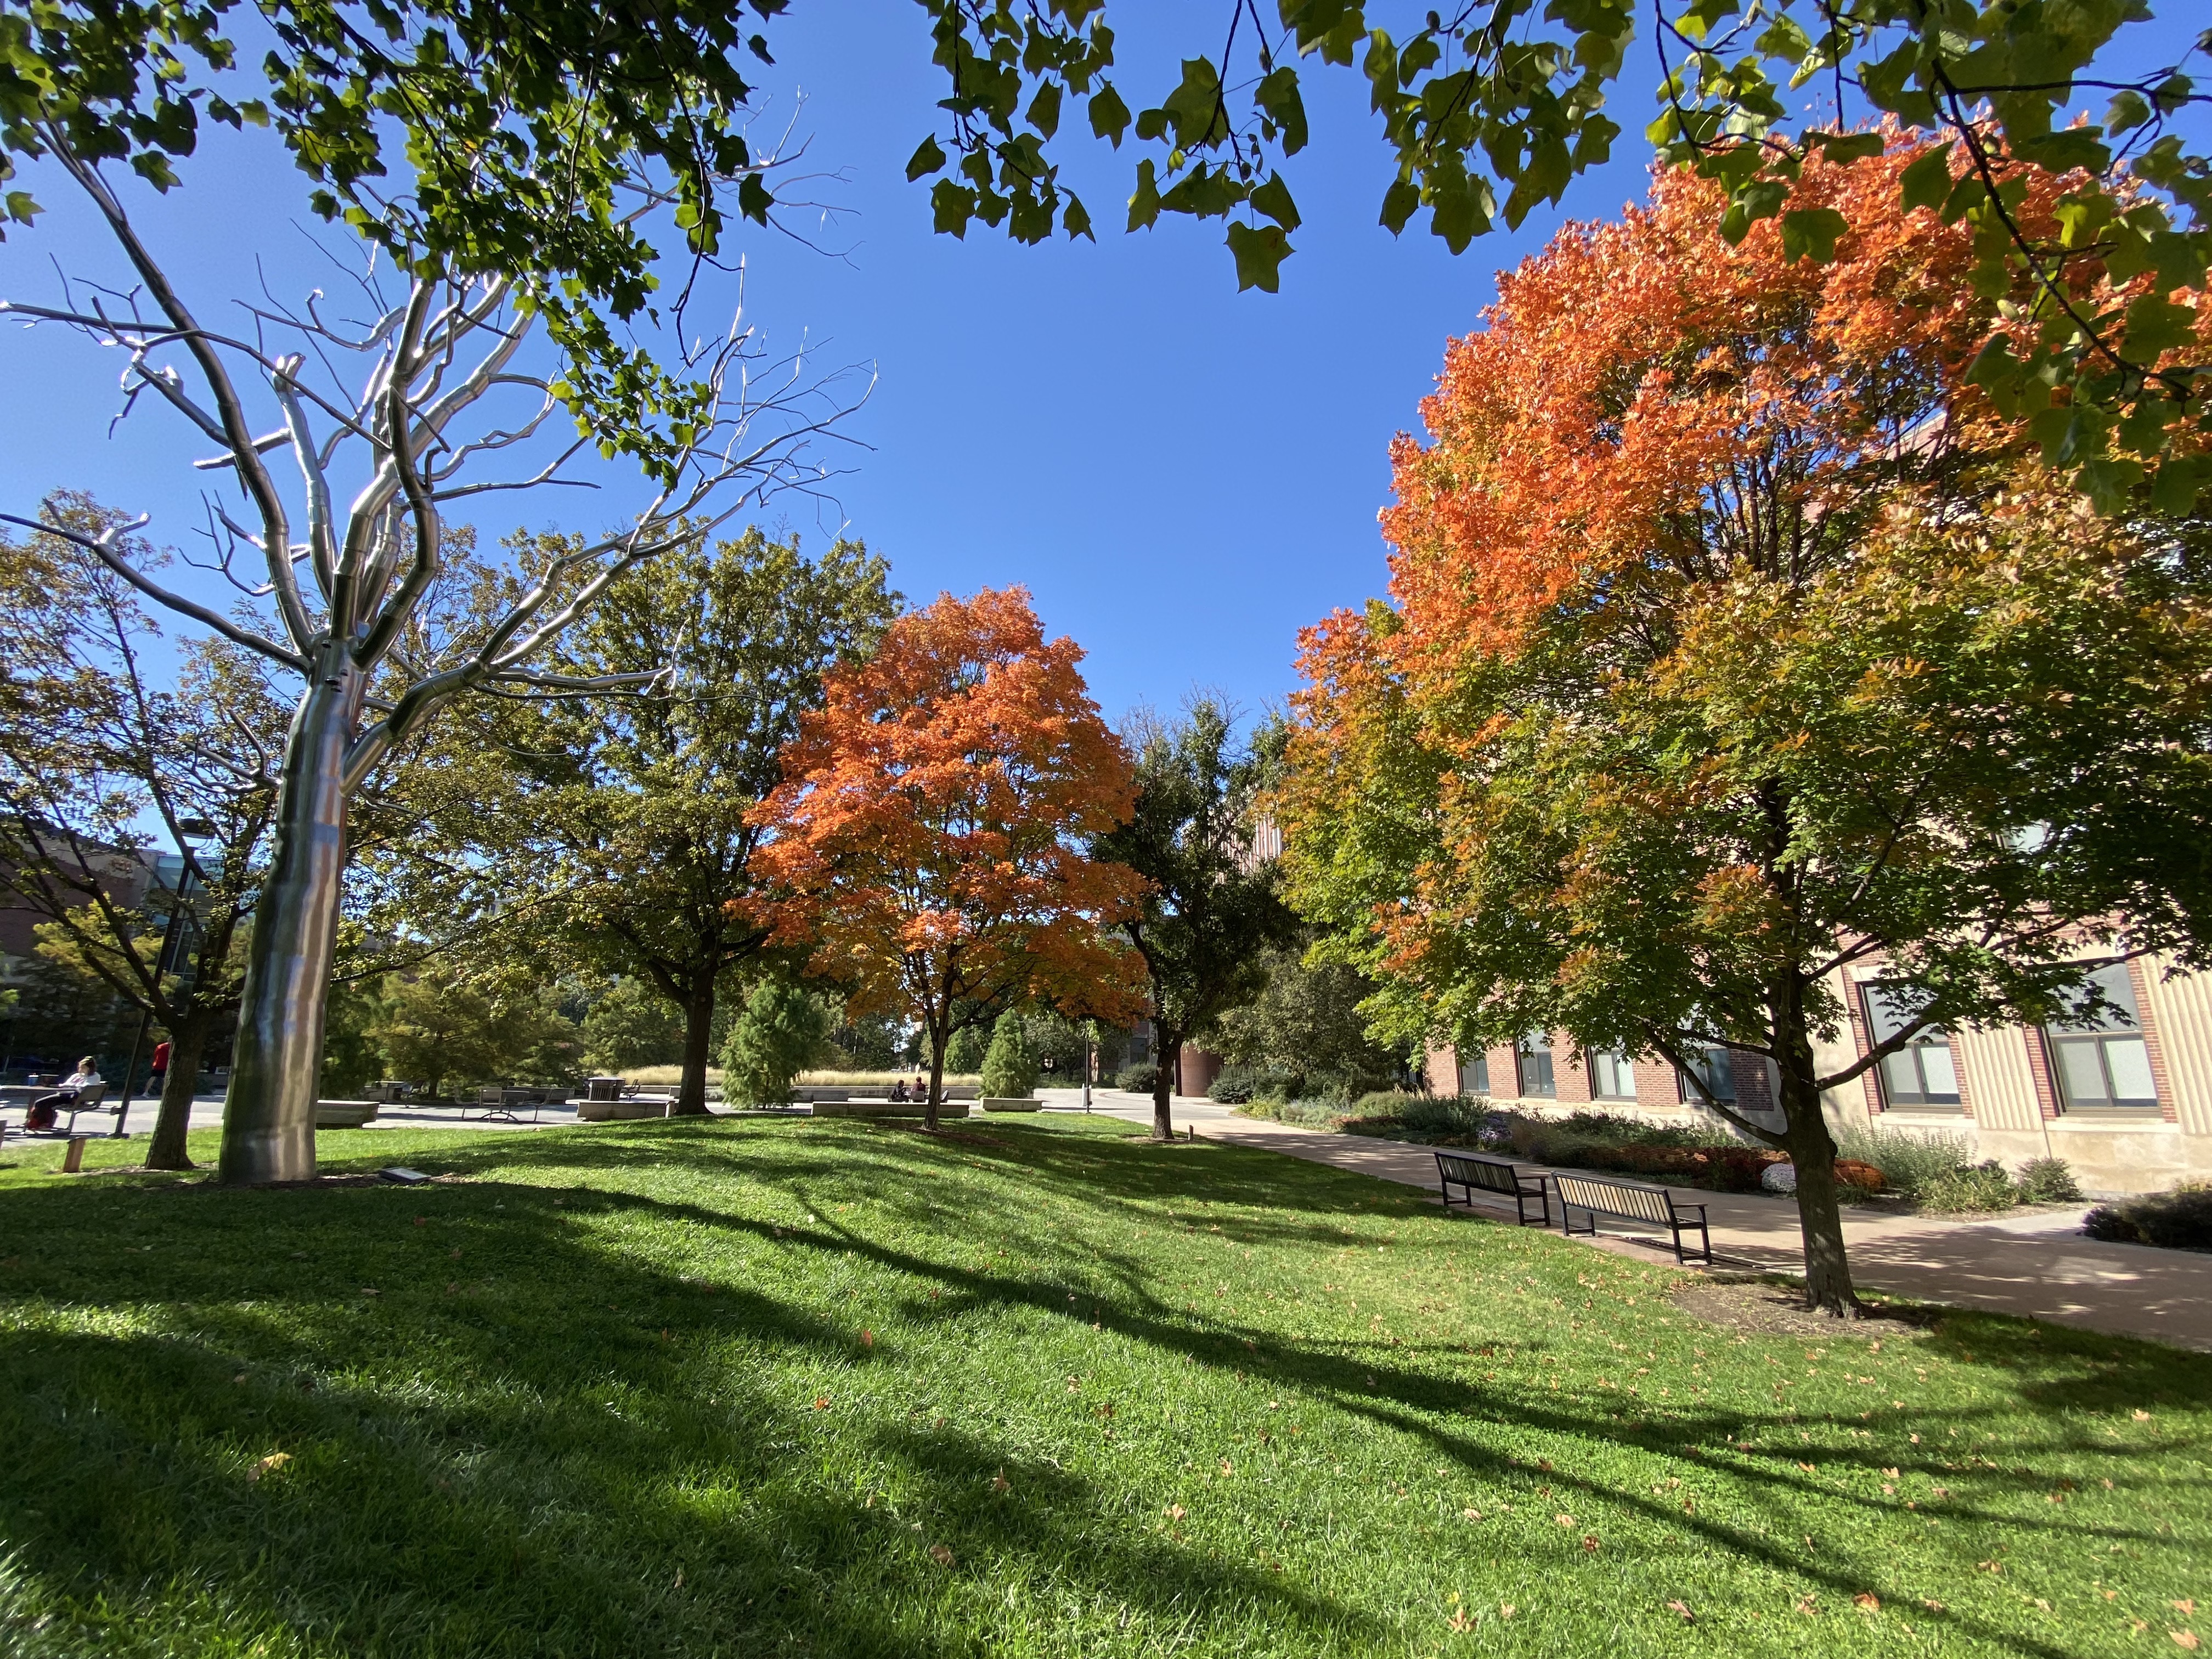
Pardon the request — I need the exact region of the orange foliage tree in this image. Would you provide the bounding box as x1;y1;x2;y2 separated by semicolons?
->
1280;138;2212;1316
751;588;1147;1127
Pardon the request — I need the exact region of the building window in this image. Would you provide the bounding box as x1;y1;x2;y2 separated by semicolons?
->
1861;983;1961;1110
1459;1051;1490;1096
2046;964;2158;1114
1587;1048;1637;1101
1516;1036;1556;1099
1677;1047;1737;1105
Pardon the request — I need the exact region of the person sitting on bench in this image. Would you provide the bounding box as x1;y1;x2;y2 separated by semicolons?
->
890;1079;910;1102
28;1057;101;1132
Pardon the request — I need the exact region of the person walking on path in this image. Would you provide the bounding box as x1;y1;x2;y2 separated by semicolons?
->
148;1037;171;1101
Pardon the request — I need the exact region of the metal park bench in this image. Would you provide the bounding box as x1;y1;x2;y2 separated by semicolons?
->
1434;1151;1550;1226
1551;1171;1712;1265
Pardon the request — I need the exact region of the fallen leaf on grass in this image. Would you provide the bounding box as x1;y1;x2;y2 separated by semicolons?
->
1921;1599;1946;1613
1498;1604;1516;1621
927;1543;953;1567
1667;1601;1694;1624
812;1396;831;1410
1796;1598;1820;1616
1554;1513;1574;1527
247;1453;292;1483
2134;1409;2152;1421
1582;1536;1600;1553
991;1473;1009;1493
1166;1504;1186;1521
2173;1633;2200;1651
1462;1508;1481;1520
1446;1610;1471;1633
1977;1560;2002;1575
1855;1594;1881;1613
861;1329;873;1350
2180;1603;2200;1617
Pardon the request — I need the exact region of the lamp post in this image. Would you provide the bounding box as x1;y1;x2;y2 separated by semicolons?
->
112;819;211;1138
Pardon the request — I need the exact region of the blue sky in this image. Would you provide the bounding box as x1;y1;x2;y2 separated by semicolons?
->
1;3;2199;729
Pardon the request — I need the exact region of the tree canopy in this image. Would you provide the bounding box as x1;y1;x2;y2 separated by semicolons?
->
752;586;1147;1127
1092;698;1298;1138
387;527;897;1117
1278;154;2212;1313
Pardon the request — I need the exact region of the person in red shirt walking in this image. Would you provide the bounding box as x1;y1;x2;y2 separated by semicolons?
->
148;1037;172;1100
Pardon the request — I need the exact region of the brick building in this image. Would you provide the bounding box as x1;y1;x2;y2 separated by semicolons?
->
1424;951;2212;1197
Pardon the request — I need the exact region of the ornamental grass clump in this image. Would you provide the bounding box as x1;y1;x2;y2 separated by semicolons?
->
1835;1125;1974;1198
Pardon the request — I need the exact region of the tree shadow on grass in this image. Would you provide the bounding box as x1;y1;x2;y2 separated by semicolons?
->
2;1120;2205;1657
0;1178;1377;1658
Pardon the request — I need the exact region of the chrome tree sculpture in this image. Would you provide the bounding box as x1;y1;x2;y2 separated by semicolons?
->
3;134;859;1184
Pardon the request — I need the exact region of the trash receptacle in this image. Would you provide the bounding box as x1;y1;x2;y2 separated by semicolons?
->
586;1076;624;1102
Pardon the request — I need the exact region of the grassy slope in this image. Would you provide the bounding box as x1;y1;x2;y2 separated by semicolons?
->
0;1118;2203;1658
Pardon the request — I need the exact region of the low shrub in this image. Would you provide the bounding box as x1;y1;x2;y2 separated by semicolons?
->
2084;1182;2212;1251
1348;1090;1415;1117
1207;1068;1257;1105
2015;1156;2084;1204
1115;1064;1159;1094
1920;1160;2018;1214
1276;1100;1345;1127
1395;1095;1491;1136
1833;1158;1888;1194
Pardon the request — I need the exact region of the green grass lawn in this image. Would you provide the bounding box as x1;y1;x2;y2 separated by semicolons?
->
0;1116;2204;1658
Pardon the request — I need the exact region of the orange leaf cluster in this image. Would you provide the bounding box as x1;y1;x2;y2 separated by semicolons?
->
750;586;1147;1057
1372;133;2087;676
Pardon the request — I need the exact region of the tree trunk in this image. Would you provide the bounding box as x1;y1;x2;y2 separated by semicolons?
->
219;663;359;1186
1150;1024;1180;1141
144;1012;210;1171
1775;1030;1863;1317
926;1013;947;1133
671;975;716;1116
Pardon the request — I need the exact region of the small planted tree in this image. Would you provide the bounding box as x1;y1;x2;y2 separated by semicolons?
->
752;589;1148;1128
720;974;836;1107
1092;698;1299;1138
979;1011;1040;1101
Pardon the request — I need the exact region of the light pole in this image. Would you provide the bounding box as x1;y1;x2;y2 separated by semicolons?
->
113;819;211;1138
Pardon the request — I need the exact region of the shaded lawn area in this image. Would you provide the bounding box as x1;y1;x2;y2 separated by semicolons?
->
0;1117;2204;1658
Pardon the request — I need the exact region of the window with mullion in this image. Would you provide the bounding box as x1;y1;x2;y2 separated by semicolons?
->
2045;964;2158;1114
1516;1035;1556;1099
1676;1047;1736;1106
1861;983;1962;1111
1587;1047;1637;1101
1459;1051;1491;1096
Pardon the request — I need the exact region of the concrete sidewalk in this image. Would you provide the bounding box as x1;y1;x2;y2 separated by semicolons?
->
1042;1088;2212;1353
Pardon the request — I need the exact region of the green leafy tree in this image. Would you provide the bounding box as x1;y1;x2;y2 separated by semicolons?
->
979;1010;1040;1099
364;972;579;1102
580;977;689;1074
1092;699;1300;1138
388;528;897;1117
1210;943;1408;1102
720;974;836;1107
0;497;287;1169
945;1024;988;1075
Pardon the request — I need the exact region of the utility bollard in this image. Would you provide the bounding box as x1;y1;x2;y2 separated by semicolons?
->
62;1136;88;1174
